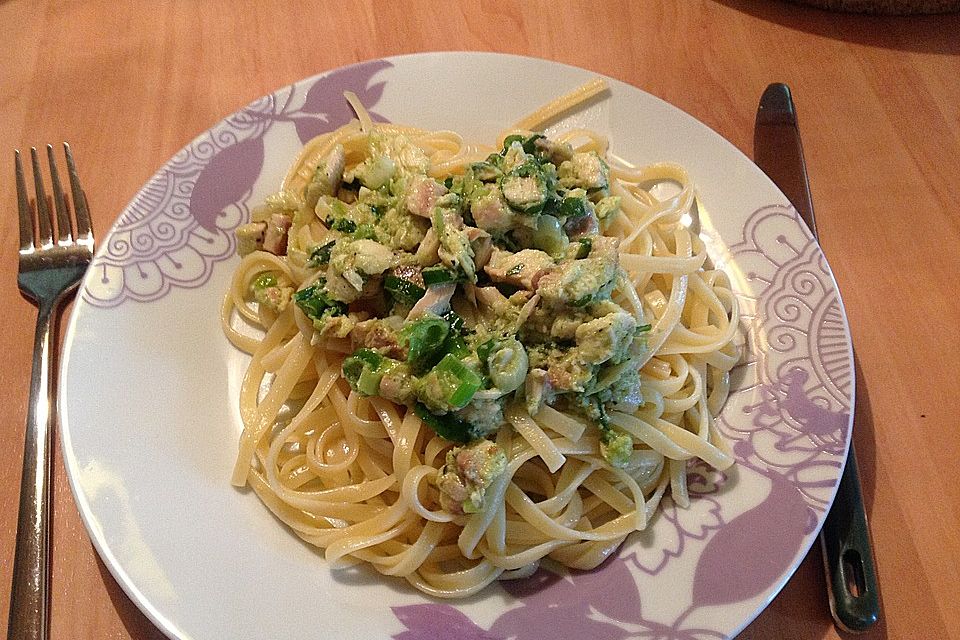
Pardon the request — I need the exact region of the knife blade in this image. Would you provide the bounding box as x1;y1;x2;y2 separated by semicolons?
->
754;83;881;633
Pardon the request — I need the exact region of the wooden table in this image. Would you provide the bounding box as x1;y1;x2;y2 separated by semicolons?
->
2;1;958;638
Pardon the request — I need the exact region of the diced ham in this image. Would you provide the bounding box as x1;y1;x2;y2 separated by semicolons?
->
262;213;292;255
517;293;540;326
484;247;555;290
405;176;447;218
465;227;493;271
589;235;620;259
235;221;267;256
351;318;407;360
533;137;574;165
470;191;515;234
564;210;599;239
473;286;509;309
407;282;456;320
415;228;440;266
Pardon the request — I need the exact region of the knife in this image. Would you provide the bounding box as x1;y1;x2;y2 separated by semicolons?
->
754;83;881;633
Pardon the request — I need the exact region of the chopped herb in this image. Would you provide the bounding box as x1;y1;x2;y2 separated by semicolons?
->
384;274;426;305
559;195;588;220
293;279;346;323
575;237;592;259
328;217;357;233
306;241;335;268
572;294;593;307
414;403;472;443
429;354;483;408
400;316;450;371
440;309;465;335
636;323;652;333
353;223;377;240
342;349;400;396
422;266;460;287
252;272;277;290
505;263;525;277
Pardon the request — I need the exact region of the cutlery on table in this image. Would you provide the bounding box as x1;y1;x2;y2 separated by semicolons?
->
9;144;94;640
753;83;881;633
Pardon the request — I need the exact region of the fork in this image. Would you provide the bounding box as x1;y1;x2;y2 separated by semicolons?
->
9;144;94;640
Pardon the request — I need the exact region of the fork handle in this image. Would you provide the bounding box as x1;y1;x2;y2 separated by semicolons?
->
8;299;57;640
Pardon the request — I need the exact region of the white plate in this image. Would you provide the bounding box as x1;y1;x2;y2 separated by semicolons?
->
60;52;854;640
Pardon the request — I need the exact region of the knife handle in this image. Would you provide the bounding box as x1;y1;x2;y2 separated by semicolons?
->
819;445;881;632
755;83;881;632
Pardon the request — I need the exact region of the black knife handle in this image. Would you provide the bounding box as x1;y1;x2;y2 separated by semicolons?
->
754;82;881;632
820;445;881;632
755;84;817;237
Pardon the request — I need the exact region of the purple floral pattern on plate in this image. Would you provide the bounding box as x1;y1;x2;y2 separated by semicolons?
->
388;204;852;640
81;59;392;307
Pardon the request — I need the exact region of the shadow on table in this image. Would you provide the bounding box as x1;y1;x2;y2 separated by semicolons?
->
737;541;890;638
95;556;168;640
713;0;960;54
851;353;878;515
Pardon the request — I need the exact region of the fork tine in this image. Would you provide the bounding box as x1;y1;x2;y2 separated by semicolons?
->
64;143;91;242
29;147;54;247
15;150;34;251
46;144;72;243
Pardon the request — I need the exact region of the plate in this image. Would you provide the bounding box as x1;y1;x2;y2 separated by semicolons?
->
60;52;854;640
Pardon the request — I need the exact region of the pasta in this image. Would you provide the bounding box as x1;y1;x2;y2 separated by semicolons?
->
222;80;740;598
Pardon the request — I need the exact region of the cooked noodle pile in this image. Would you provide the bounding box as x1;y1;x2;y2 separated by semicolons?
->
223;80;740;597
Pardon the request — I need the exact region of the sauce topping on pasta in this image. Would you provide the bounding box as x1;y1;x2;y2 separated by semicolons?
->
223;82;740;597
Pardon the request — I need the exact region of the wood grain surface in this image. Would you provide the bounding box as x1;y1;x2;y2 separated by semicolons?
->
1;1;958;638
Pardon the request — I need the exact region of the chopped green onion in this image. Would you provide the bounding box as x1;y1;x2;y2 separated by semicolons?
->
439;309;465;335
430;354;483;408
469;161;502;182
476;338;495;364
328;217;357;233
252;272;277;290
293;279;346;322
501;133;545;156
384;274;426;305
501;134;524;152
559;196;588;220
520;134;545;155
306;241;335;267
414;403;472;443
486;338;528;393
422;266;459;287
505;263;525;277
444;335;470;359
572;294;592;307
531;214;568;257
637;323;652;333
400;316;450;370
353;223;377;240
342;349;385;396
342;349;403;397
575;237;592;259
